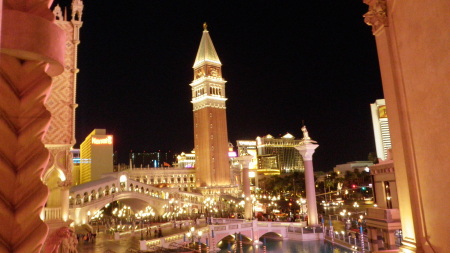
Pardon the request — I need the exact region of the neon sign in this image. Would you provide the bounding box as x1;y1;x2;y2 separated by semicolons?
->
92;136;113;145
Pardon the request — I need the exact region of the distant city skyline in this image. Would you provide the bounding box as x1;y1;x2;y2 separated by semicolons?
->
64;1;384;171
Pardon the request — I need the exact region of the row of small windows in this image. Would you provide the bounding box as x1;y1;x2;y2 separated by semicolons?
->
195;88;205;97
210;87;222;96
193;87;222;98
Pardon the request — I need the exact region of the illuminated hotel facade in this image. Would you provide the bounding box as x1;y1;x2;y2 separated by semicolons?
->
370;99;391;160
79;129;114;184
256;133;305;174
190;23;231;187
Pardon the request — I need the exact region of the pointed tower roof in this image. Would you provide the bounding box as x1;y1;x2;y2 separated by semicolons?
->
193;23;221;68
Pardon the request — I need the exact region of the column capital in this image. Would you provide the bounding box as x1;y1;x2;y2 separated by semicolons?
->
363;0;388;34
236;155;253;167
295;144;319;161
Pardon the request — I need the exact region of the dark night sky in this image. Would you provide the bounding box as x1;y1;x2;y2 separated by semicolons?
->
56;0;384;171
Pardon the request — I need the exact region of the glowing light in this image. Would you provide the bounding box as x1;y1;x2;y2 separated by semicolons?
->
92;136;113;145
228;151;237;157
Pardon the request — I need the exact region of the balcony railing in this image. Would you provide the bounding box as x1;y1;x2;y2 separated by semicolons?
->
44;207;62;221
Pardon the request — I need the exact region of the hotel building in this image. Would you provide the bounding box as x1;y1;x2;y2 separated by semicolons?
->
79;129;114;183
256;133;305;174
370;99;391;160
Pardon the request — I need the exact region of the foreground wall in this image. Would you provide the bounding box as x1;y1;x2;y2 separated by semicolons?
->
363;0;450;252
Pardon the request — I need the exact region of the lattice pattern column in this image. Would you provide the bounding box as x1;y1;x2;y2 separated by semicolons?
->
0;1;65;251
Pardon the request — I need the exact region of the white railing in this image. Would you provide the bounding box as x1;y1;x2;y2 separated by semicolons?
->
44;207;62;221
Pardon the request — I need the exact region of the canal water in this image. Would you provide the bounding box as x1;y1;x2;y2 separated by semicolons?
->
217;238;352;253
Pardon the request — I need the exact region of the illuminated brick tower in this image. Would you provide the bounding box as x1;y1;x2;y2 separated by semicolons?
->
190;23;231;187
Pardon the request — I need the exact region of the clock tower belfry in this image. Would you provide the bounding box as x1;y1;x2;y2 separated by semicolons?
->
190;23;231;187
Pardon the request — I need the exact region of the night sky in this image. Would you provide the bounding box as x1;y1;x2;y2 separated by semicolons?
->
55;0;384;171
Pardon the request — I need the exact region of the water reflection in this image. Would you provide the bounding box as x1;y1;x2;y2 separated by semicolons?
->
218;237;352;253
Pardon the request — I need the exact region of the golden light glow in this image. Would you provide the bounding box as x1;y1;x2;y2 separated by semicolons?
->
92;136;113;145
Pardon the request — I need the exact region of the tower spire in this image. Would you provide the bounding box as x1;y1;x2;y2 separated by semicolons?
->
193;23;221;69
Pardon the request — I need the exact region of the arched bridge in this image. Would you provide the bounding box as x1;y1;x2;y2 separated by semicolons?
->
69;174;204;225
140;219;323;251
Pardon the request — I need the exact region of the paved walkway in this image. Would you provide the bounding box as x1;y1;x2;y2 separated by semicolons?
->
77;221;207;252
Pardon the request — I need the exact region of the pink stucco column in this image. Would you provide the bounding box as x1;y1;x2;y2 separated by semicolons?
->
0;1;65;252
295;126;319;226
236;154;253;220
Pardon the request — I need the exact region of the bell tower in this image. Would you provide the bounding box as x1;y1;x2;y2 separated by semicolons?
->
190;23;231;187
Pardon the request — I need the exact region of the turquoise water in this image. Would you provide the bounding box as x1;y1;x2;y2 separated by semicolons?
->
218;238;352;253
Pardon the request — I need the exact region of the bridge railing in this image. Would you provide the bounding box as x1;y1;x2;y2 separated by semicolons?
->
324;227;370;252
43;207;62;221
287;225;323;234
70;178;203;208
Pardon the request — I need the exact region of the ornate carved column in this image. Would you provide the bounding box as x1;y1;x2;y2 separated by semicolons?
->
0;1;65;252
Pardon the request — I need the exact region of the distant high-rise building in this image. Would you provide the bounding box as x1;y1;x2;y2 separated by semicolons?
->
79;129;113;183
129;151;175;168
370;99;391;160
176;151;196;169
190;23;230;187
256;133;305;174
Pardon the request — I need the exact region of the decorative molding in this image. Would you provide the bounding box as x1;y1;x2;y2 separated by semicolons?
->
363;0;388;34
192;99;227;111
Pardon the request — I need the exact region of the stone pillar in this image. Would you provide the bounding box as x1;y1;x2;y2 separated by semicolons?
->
236;154;253;220
295;126;319;226
368;227;379;252
386;230;397;249
60;186;70;222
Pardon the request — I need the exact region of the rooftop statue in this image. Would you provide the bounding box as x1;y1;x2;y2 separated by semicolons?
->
71;0;84;21
300;125;317;144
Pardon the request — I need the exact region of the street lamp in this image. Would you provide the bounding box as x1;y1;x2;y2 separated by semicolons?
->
186;226;203;250
197;230;203;252
87;211;91;224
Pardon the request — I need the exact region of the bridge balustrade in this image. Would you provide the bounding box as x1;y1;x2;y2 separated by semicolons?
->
69;177;203;211
70;179;172;207
44;207;62;221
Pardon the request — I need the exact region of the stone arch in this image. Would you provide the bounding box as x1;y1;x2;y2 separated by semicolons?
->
42;167;65;208
76;194;81;204
90;189;96;200
98;187;103;198
259;232;283;240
